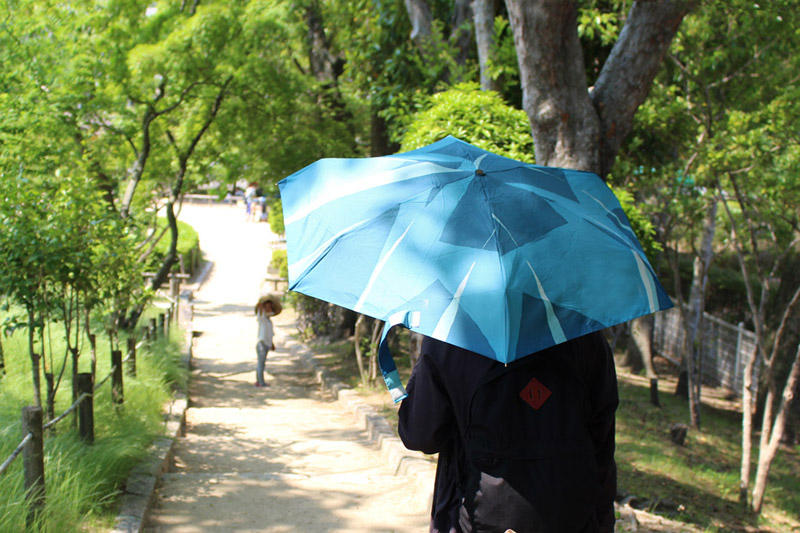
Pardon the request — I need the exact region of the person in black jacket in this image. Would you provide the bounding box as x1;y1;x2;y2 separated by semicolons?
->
398;331;618;533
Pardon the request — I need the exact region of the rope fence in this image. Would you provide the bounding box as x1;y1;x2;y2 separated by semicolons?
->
42;392;91;431
0;305;175;525
0;433;33;478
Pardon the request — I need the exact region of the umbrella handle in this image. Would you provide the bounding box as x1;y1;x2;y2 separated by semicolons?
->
378;317;409;403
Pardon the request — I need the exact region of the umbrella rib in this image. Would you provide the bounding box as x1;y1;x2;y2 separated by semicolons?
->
580;190;637;240
288;218;371;286
633;250;658;312
489;214;517;360
526;261;567;344
432;262;476;341
354;222;414;313
283;162;463;225
491;214;520;246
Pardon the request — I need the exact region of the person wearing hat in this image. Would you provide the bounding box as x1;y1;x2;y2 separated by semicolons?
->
254;294;282;387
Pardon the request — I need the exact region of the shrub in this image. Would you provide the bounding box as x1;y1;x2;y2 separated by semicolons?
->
400;82;534;162
271;249;288;279
268;197;284;236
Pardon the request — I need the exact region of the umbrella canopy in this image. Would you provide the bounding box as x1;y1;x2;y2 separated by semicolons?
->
279;136;672;401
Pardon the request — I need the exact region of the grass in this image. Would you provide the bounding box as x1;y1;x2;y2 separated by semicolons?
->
614;371;800;532
306;334;800;533
0;307;188;531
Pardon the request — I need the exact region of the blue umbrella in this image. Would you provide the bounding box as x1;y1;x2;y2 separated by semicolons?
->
279;136;672;401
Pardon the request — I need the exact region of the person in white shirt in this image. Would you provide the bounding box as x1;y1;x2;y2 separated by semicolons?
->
254;294;281;387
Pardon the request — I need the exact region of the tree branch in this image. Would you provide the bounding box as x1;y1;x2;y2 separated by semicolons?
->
591;0;698;177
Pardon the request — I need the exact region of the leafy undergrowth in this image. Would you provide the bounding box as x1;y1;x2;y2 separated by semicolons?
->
308;338;800;533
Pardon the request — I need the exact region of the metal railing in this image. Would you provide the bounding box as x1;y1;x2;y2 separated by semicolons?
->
653;305;760;396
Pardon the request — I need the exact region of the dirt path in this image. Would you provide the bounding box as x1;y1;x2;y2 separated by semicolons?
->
144;202;431;532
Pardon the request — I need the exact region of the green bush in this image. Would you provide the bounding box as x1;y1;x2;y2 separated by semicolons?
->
268;197;284;236
400;82;534;162
271;249;288;279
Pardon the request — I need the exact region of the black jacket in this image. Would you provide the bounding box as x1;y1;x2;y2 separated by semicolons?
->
398;332;618;533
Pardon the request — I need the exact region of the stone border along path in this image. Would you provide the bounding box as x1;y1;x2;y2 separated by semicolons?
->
110;200;700;533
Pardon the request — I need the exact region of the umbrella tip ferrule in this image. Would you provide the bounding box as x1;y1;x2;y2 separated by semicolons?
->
476;169;486;176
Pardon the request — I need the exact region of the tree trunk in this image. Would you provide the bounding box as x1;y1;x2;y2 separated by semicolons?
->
119;108;157;218
589;0;697;177
683;201;717;428
305;3;338;83
71;347;79;428
739;339;759;505
150;200;180;295
88;333;97;382
505;0;695;176
451;0;474;71
630;315;660;407
473;0;501;92
45;373;55;423
685;335;701;428
28;310;42;407
370;109;395;157
751;341;800;512
404;0;433;49
621;332;645;374
353;314;367;384
0;335;5;375
408;331;423;369
505;1;599;172
368;319;383;384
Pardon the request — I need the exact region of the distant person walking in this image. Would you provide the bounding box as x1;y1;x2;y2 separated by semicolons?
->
254;294;281;387
244;182;257;220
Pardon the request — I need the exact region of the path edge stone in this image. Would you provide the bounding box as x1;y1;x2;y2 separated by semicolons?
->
109;262;209;533
287;338;437;506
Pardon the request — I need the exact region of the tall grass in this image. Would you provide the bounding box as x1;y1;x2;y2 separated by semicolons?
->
0;308;187;531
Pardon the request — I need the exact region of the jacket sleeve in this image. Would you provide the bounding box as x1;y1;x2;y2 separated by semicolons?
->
397;351;456;455
586;333;619;533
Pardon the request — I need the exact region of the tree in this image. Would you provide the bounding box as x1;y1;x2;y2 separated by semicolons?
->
472;0;501;92
611;0;800;511
718;91;800;512
505;1;696;178
331;0;474;153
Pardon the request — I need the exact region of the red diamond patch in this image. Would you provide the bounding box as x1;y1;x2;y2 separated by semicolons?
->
520;377;551;410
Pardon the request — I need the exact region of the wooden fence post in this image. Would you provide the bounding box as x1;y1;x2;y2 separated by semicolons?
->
21;406;45;526
127;337;137;377
111;350;124;405
77;373;94;443
149;318;158;339
158;313;166;337
170;276;181;300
